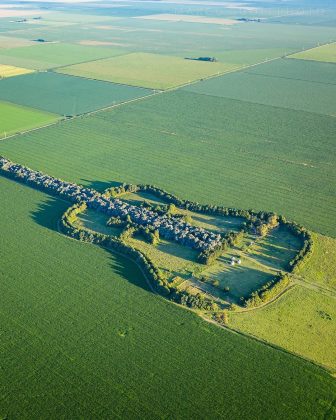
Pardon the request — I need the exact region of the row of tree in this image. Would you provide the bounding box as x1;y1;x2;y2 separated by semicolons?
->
242;273;291;308
60;202;217;310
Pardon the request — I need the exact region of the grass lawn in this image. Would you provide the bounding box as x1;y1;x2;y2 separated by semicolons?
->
2;177;336;418
296;233;336;290
0;72;152;115
230;285;336;371
200;226;301;301
289;42;336;63
0;101;59;138
57;52;242;89
0;42;126;70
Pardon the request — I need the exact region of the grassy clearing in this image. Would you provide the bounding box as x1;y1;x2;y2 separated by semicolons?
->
289;42;336;63
0;43;126;70
77;208;122;237
200;226;301;301
77;198;299;303
230;285;336;371
296;233;336;290
57;52;242;89
0;101;59;138
0;72;151;115
2;177;336;418
128;236;200;276
1;90;334;237
184;59;336;116
0;64;33;78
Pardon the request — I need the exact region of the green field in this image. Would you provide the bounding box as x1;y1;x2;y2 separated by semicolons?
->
0;72;152;115
57;52;242;89
1;4;336;417
245;58;336;85
2;176;336;418
0;42;126;70
289;42;336;63
0;101;59;138
183;59;336;116
200;226;301;301
1;90;334;237
296;233;336;290
0;35;35;49
230;285;336;371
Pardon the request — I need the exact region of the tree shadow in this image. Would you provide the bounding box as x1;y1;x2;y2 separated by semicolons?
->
30;194;156;296
80;178;122;193
30;195;69;231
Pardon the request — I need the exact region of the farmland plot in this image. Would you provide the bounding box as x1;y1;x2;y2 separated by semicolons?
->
0;42;126;70
1;90;334;237
1;176;335;418
0;72;152;115
230;286;336;370
183;60;336;116
0;64;33;78
289;42;336;63
57;52;242;89
0;101;59;138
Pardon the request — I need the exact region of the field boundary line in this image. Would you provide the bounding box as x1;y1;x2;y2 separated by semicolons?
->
286;40;336;58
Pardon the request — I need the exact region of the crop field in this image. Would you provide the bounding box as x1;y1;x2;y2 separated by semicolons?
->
289;42;336;63
230;285;336;371
0;35;36;49
183;59;336;116
1;2;336;418
1;90;335;237
57;52;242;89
296;233;336;290
245;58;336;85
0;101;59;138
2;177;336;418
0;72;152;115
0;64;34;78
0;43;126;70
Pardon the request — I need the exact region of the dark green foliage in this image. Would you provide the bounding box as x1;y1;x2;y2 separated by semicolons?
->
243;273;291;308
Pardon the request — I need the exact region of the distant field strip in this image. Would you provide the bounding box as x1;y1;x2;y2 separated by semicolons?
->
0;36;36;49
135;14;240;26
0;91;335;237
0;43;127;70
244;58;336;86
0;72;152;115
0;64;34;78
183;59;336;116
57;52;243;90
0;101;60;138
289;42;336;63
